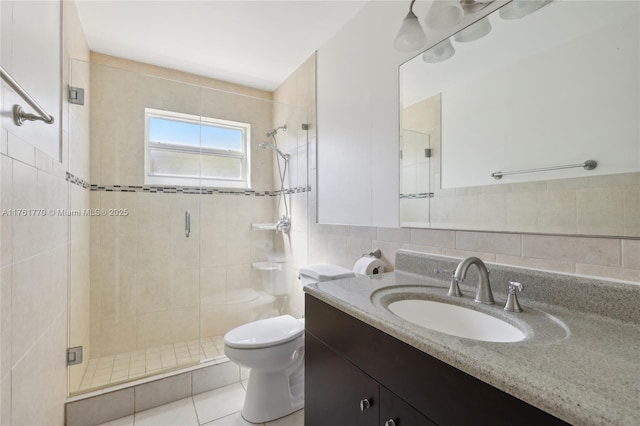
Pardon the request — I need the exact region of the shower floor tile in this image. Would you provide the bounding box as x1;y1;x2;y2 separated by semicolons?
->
79;336;225;391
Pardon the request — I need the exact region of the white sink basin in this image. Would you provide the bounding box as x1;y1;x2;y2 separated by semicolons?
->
388;299;526;343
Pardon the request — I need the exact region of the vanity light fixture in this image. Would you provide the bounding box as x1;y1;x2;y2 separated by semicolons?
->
394;0;428;52
453;16;492;42
422;38;456;63
499;0;546;20
425;0;495;30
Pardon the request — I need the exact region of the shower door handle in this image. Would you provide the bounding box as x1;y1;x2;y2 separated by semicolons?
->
185;210;191;238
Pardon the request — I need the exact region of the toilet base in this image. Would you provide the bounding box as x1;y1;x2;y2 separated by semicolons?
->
241;363;304;423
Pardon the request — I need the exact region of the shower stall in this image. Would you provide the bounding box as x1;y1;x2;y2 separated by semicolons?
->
67;58;310;395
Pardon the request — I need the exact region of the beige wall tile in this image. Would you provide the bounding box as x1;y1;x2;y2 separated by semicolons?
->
410;228;455;248
477;193;506;231
577;187;624;236
11;313;66;426
199;267;227;301
589;172;640;188
377;227;411;243
440;248;496;263
624;185;640;237
506;191;539;233
1;374;11;426
226;265;252;292
326;235;349;269
494;254;575;274
11;247;67;365
575;263;640;284
170;268;199;309
622;240;640;270
170;307;199;343
6;134;35;167
538;190;577;234
349;226;378;240
455;231;521;256
136;311;173;349
11;161;38;263
99;315;137;356
1;266;12;378
1;156;13;267
136;272;170;315
522;235;621;267
401;244;443;256
546;176;589;191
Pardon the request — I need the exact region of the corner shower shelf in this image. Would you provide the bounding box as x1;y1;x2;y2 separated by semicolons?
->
252;223;278;231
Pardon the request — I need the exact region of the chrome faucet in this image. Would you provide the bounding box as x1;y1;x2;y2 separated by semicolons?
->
448;257;495;305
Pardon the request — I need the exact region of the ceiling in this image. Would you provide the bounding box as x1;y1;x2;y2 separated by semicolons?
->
75;0;368;92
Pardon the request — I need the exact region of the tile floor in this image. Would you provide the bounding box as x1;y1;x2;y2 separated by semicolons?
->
97;381;304;426
80;336;225;390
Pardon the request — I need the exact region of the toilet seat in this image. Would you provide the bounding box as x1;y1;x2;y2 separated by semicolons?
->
224;314;304;349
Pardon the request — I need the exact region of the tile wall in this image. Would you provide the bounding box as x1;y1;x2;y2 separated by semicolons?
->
0;1;91;424
271;54;316;318
88;55;308;366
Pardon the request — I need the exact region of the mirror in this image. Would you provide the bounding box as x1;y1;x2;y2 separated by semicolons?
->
399;0;640;237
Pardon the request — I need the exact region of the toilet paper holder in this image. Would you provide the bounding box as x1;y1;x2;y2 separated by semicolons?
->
362;249;382;259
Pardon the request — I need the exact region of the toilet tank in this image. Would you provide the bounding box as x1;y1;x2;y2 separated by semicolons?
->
298;264;356;287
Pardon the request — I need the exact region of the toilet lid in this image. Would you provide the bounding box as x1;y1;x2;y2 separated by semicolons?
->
299;264;355;282
224;315;304;349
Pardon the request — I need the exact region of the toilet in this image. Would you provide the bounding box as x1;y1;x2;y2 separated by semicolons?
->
223;263;356;423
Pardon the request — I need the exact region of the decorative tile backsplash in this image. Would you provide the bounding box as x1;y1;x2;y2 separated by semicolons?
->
65;170;310;197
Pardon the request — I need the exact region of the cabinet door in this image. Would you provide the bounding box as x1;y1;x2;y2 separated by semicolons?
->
380;386;436;426
306;332;379;426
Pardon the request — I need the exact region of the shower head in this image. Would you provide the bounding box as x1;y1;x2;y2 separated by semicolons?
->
266;124;287;138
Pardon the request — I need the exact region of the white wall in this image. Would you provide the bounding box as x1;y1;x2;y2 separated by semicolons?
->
316;0;503;226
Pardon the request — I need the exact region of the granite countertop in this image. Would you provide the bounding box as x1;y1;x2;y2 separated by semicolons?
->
304;270;640;426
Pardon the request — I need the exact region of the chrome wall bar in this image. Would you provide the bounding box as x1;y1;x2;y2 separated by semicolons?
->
0;65;55;126
492;160;597;180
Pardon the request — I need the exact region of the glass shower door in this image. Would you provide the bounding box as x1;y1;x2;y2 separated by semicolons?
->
68;61;204;395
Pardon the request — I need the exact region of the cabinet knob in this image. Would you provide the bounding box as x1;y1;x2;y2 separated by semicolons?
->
359;398;372;411
385;420;397;426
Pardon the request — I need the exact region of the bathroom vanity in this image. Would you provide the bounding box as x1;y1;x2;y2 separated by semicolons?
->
304;251;640;426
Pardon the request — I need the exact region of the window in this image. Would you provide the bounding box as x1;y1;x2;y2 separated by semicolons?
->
144;108;251;188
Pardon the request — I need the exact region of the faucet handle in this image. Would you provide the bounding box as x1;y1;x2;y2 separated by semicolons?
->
504;281;524;312
447;276;463;297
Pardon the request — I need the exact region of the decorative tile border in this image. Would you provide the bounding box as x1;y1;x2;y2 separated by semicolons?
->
66;172;91;189
65;173;311;197
400;193;434;199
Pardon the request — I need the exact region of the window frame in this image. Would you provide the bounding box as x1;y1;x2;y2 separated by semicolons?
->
143;108;252;188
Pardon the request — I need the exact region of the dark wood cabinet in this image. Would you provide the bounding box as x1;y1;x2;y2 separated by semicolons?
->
306;332;379;426
305;294;568;426
306;331;433;426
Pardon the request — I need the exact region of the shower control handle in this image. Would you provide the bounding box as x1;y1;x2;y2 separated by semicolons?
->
185;210;190;238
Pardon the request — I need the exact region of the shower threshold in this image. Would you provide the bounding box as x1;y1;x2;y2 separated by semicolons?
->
76;335;225;393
